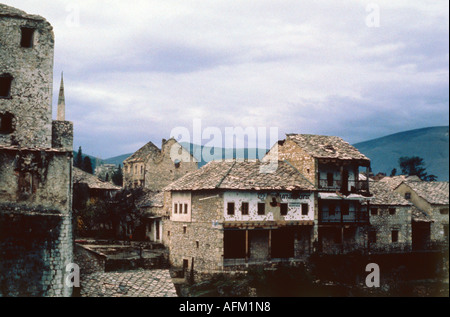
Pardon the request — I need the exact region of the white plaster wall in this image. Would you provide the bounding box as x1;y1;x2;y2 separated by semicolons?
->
223;191;314;222
171;192;192;222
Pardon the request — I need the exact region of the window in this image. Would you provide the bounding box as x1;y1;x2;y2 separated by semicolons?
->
301;203;309;216
368;230;377;243
18;172;36;195
341;202;349;216
327;173;334;187
257;203;265;215
329;203;336;216
183;226;187;234
370;208;378;216
167;231;170;237
440;208;449;215
196;241;199;248
391;229;399;243
184;203;188;214
0;74;13;98
227;202;235;215
389;208;396;215
140;166;143;174
0;112;14;134
405;192;411;200
21;27;35;48
241;202;249;215
280;203;288;216
174;204;178;214
174;160;181;169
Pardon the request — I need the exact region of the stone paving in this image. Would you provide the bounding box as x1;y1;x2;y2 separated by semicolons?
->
80;269;178;297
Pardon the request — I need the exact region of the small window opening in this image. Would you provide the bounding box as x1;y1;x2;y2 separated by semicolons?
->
391;229;399;243
174;159;181;169
371;208;378;216
270;197;278;207
183;226;187;234
389;208;396;215
0;112;14;134
0;75;13;98
405;192;411;200
21;27;35;48
280;203;288;216
227;202;235;215
368;230;377;243
184;203;188;214
241;202;249;215
301;203;309;216
196;241;199;248
257;203;265;215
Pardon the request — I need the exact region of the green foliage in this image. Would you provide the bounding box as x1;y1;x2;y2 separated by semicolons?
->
112;164;123;186
75;146;82;168
82;156;93;174
399;156;437;181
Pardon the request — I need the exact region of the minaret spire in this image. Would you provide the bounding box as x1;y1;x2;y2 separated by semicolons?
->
57;71;65;121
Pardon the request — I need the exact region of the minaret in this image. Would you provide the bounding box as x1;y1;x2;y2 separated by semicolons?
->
57;72;65;121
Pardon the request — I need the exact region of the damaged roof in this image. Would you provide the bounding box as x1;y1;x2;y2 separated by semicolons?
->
285;134;370;163
136;190;165;208
369;181;412;206
165;160;316;192
378;175;422;190
400;181;450;205
73;167;121;191
123;141;161;164
0;4;47;22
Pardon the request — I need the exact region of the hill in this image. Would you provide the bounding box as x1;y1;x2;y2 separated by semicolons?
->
103;153;133;166
353;126;449;181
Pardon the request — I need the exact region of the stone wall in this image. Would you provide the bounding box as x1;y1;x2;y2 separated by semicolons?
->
369;205;412;252
0;7;54;148
145;139;198;192
165;190;224;273
52;121;73;151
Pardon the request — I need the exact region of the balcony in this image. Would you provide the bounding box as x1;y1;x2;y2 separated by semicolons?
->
318;210;369;224
318;179;369;194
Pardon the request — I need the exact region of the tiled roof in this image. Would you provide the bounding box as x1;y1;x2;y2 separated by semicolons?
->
73;167;121;190
378;175;422;190
136;191;165;208
402;181;449;205
165;160;316;192
369;182;412;206
286;134;370;162
123;141;160;164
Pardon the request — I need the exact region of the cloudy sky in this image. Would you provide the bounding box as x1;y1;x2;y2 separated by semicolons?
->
3;0;449;159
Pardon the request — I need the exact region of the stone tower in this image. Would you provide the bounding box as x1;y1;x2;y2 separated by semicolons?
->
57;72;65;121
0;4;74;297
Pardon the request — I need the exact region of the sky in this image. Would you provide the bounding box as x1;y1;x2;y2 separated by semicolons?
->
3;0;449;159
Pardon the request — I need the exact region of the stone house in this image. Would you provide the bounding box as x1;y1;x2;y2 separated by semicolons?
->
264;134;372;254
123;138;198;191
394;180;449;248
0;4;73;296
136;191;166;243
367;181;432;253
163;160;316;273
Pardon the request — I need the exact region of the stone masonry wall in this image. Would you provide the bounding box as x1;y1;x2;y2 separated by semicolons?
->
0;9;54;148
166;190;224;273
145;139;198;192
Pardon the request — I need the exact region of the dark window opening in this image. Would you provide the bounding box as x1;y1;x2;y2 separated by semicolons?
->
174;204;178;214
0;75;13;98
405;192;411;200
257;203;265;215
392;229;399;243
440;208;449;215
227;202;235;215
241;202;249;215
183;226;187;234
184;203;188;214
327;173;334;187
196;241;199;248
280;203;288;216
270;197;278;207
368;230;377;243
174;159;181;168
18;172;37;196
341;202;349;216
370;208;378;216
21;27;35;48
389;208;396;215
0;112;14;134
301;203;309;216
329;203;336;216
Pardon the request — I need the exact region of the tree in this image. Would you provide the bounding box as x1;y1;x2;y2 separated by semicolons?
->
105;173;109;182
82;156;93;174
390;168;397;177
398;156;437;181
112;164;123;186
75;146;83;168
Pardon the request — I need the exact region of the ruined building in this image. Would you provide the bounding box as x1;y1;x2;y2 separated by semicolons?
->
123;138;198;191
0;4;73;296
